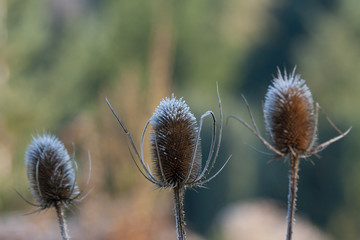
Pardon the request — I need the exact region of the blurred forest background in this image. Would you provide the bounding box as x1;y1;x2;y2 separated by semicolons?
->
0;0;359;239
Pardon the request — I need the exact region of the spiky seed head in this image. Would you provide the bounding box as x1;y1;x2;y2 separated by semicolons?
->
264;68;316;155
25;134;79;208
150;94;202;187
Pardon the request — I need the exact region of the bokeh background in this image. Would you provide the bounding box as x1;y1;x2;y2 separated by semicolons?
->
1;0;359;239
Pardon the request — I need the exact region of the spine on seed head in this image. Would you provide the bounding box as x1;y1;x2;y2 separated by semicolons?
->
25;134;79;208
264;68;316;155
150;94;202;187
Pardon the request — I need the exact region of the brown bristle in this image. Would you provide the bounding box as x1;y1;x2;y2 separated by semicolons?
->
150;95;202;187
264;69;316;155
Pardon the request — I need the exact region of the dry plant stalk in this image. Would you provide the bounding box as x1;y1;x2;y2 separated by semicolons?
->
106;84;230;240
18;134;91;240
228;67;351;240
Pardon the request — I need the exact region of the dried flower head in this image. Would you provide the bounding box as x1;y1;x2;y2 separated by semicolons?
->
25;134;80;208
25;134;82;209
230;67;350;159
106;84;229;189
228;67;351;240
264;68;316;155
150;94;202;187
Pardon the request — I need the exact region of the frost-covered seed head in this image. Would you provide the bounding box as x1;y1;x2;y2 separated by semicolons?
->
264;68;316;155
25;134;79;208
150;94;202;187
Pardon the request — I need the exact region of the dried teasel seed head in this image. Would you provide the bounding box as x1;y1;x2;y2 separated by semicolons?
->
25;134;79;208
150;94;202;187
264;68;316;155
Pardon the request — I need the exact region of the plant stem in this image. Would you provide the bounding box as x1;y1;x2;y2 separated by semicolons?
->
286;154;300;240
174;185;186;240
55;203;70;240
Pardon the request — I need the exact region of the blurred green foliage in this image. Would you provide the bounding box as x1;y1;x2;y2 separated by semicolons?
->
1;0;359;239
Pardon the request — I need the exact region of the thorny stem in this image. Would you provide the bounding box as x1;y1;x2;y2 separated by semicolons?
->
55;203;70;240
174;186;186;240
286;154;300;240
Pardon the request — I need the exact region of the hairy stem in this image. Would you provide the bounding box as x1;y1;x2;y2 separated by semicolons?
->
286;154;300;240
174;186;186;240
55;203;70;240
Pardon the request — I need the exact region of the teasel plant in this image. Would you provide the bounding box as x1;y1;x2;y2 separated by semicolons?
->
228;67;351;240
17;133;91;240
106;84;230;240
